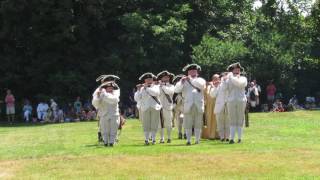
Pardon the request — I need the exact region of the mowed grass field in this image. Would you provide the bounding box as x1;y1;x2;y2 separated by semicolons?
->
0;111;320;179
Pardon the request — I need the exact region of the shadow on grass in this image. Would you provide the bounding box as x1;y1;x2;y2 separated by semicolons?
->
84;144;106;148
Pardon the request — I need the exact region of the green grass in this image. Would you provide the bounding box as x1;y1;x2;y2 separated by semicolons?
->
1;111;320;179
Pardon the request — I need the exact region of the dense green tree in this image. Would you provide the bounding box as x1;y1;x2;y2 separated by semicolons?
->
0;0;319;117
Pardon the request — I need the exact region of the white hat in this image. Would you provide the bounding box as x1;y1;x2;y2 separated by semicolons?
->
182;64;201;72
138;72;156;81
96;75;120;83
156;70;174;80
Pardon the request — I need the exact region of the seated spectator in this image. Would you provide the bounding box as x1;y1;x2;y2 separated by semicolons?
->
287;95;301;111
57;108;64;123
23;100;33;122
83;99;92;111
273;99;285;112
87;109;96;120
80;107;96;121
64;103;76;122
37;101;49;122
44;108;53;123
305;96;316;109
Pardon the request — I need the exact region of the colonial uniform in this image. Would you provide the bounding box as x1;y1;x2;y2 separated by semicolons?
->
134;73;161;145
174;64;206;145
210;77;230;141
157;71;175;143
173;75;185;139
94;75;120;142
92;81;120;147
225;63;248;144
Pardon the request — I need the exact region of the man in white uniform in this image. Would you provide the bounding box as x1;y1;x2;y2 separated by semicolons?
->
92;81;120;147
134;73;161;145
210;72;230;142
225;62;248;144
94;75;120;142
174;64;206;145
157;71;175;143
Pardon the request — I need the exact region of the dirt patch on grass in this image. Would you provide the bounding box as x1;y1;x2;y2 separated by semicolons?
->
1;151;319;179
0;160;25;179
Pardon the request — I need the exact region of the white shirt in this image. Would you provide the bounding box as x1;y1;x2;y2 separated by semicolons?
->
134;84;162;111
92;88;120;118
225;73;248;102
159;83;175;111
174;76;206;113
37;103;49;113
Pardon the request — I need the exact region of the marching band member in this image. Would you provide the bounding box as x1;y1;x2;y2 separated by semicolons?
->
174;64;206;145
94;75;120;142
225;62;248;144
134;73;161;145
92;81;120;147
157;71;175;143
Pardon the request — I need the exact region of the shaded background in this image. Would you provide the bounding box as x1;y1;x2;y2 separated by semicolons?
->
0;0;319;119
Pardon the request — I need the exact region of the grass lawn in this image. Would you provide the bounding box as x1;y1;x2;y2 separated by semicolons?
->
0;111;320;179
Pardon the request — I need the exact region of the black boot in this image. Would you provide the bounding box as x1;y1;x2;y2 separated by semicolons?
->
109;143;114;147
167;139;171;143
145;140;149;145
229;140;235;144
184;133;187;139
186;141;191;146
98;132;102;142
160;139;165;144
178;133;183;139
237;139;241;143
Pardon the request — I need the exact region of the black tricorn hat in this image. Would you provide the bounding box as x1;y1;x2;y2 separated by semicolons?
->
182;63;201;72
172;74;184;84
99;81;119;90
96;75;120;83
138;72;156;81
157;70;174;80
227;62;244;72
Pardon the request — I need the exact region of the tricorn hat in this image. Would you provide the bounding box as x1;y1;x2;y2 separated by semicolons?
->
138;72;156;81
182;64;201;72
227;62;244;72
172;74;184;84
157;70;174;80
96;75;120;83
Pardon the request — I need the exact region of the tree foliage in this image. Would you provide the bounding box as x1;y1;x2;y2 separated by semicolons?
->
0;0;319;106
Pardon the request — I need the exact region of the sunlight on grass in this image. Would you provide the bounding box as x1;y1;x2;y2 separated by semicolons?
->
0;111;319;179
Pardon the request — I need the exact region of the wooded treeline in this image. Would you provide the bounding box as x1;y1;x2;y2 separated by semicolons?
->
0;0;319;105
